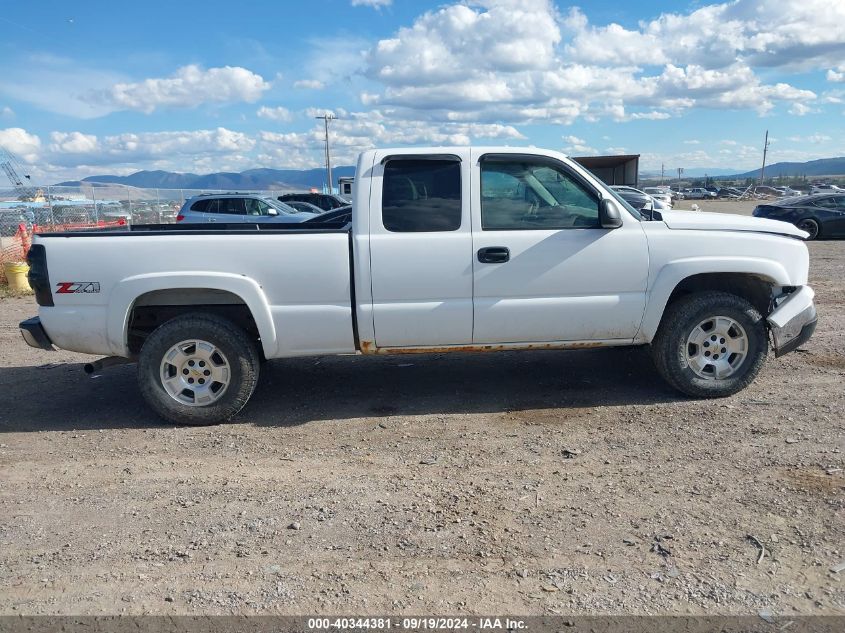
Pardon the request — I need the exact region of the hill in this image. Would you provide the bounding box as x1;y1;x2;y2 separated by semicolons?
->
720;157;845;180
56;166;357;191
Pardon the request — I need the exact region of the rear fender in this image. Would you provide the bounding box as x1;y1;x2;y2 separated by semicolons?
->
107;272;276;357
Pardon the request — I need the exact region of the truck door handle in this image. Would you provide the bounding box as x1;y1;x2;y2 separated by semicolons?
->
477;246;510;263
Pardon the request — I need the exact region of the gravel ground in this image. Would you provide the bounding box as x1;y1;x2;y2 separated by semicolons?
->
0;213;843;616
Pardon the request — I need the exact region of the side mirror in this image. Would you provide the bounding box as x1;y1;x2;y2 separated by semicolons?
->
599;198;623;229
640;199;654;220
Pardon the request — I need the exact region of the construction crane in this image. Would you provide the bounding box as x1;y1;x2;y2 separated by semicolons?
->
0;145;38;200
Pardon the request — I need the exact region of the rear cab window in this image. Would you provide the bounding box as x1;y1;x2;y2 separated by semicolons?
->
381;159;462;232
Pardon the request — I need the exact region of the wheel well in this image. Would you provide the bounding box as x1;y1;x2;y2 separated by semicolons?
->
665;273;774;318
127;288;260;355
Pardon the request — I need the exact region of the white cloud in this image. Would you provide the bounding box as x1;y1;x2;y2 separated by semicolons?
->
628;111;672;120
787;134;832;144
293;79;326;90
368;0;559;87
90;65;271;114
0;127;41;162
1;106;13;119
259;109;526;167
562;135;586;145
257;106;293;122
683;140;701;145
788;102;814;116
827;66;845;82
360;0;827;124
351;0;392;7
49;131;99;154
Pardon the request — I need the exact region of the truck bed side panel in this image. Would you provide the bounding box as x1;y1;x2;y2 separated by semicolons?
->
37;232;355;358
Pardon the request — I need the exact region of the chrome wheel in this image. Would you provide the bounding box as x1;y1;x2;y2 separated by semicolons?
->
159;339;231;406
685;316;748;379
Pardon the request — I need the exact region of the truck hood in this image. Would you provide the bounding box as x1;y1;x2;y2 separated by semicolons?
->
660;210;808;239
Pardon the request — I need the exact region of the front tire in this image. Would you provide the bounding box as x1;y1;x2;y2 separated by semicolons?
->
138;313;260;425
652;291;768;398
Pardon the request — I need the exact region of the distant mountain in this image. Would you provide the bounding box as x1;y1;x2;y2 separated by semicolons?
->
640;167;740;179
56;166;357;191
720;157;845;180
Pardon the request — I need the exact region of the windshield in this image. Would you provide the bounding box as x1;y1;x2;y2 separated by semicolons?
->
263;197;300;214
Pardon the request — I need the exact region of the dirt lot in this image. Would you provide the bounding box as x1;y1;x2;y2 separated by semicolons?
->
1;206;843;616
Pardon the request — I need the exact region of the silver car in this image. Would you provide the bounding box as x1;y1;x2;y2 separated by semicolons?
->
177;194;318;224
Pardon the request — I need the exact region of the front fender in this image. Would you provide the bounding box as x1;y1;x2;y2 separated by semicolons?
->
638;257;793;342
107;272;277;357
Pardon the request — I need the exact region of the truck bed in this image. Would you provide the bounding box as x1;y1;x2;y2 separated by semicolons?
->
32;223;357;359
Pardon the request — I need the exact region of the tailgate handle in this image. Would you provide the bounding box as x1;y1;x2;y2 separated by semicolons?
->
477;246;510;263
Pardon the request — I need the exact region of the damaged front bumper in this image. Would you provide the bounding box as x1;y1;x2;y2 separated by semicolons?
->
767;286;817;358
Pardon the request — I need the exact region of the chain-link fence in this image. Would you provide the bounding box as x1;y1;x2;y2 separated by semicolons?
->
0;183;306;284
0;183;306;234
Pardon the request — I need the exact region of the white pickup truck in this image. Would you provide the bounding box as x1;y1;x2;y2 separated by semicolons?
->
20;147;817;425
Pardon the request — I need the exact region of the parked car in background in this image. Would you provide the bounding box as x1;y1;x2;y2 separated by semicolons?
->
285;200;326;215
685;188;717;200
178;194;318;224
810;183;844;195
305;205;352;225
278;192;351;211
642;188;673;207
98;203;133;225
613;186;671;212
774;186;801;197
718;186;744;198
753;193;845;240
610;186;654;212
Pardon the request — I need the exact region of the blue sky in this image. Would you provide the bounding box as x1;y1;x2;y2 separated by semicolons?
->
0;0;843;181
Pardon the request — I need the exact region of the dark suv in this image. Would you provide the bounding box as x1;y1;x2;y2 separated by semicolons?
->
277;193;351;212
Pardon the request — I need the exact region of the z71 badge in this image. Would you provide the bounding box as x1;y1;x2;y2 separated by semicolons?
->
56;282;101;294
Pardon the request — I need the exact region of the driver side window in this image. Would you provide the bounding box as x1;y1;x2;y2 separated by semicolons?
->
481;159;600;230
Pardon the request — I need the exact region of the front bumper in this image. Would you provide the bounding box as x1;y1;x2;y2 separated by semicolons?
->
19;316;54;351
767;286;817;358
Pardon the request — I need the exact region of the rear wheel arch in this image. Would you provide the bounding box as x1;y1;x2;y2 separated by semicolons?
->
106;275;276;358
126;288;263;356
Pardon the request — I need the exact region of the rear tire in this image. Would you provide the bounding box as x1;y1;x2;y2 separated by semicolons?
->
796;218;820;240
651;291;768;398
138;313;260;425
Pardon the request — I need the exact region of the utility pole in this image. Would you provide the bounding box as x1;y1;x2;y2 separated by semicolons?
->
677;167;684;191
315;113;336;193
661;163;664;186
759;129;770;186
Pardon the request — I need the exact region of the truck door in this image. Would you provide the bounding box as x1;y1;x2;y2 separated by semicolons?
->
368;151;473;348
471;151;649;344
